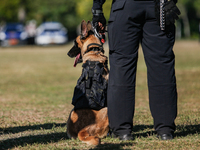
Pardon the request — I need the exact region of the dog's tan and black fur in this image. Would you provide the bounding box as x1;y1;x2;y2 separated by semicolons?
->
67;20;109;145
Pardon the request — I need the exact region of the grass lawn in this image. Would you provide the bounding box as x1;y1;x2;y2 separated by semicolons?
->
0;41;200;149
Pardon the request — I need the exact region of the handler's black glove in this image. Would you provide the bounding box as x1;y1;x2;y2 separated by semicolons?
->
154;0;181;26
164;0;181;25
92;9;106;29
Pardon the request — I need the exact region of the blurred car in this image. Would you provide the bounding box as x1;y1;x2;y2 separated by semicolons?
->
35;22;68;45
0;23;27;47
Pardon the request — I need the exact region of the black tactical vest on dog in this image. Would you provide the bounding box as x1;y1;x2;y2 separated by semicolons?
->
72;60;108;110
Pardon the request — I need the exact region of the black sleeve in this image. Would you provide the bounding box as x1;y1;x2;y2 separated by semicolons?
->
93;0;106;10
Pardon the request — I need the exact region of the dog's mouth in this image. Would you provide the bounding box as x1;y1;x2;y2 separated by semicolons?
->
67;40;83;67
74;53;82;67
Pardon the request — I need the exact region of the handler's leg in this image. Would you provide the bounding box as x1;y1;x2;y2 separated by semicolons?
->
141;3;177;136
107;0;143;137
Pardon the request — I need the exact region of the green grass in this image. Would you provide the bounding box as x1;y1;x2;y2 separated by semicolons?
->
0;41;200;149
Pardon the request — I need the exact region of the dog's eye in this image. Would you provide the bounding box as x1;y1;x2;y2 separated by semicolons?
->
80;34;87;40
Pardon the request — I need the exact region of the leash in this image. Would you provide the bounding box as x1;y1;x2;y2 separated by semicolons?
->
92;21;106;44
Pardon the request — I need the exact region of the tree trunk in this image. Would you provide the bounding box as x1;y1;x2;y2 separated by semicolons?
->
178;4;191;38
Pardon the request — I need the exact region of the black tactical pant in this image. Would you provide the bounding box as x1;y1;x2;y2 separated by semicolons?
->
107;0;177;136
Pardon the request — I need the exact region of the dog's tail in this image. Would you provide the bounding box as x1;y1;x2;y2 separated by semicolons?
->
78;128;100;145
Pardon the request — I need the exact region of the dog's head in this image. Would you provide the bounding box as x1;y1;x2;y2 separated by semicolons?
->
68;20;103;67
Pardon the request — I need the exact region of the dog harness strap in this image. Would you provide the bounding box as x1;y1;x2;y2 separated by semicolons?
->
87;43;103;50
84;43;104;55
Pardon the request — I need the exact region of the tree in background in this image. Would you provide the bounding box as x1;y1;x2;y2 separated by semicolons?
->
178;0;199;39
0;0;21;22
194;0;200;41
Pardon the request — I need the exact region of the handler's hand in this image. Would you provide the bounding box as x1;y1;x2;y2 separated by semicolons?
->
92;10;106;33
98;22;106;34
164;0;181;25
154;0;181;26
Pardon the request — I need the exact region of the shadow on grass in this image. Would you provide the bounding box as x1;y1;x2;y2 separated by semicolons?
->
0;122;66;135
0;131;69;150
89;142;134;150
0;123;68;149
175;124;200;137
132;125;155;138
0;124;199;149
132;124;200;138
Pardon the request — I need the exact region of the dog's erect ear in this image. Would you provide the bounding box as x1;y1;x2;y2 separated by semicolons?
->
67;40;81;58
87;21;93;32
81;20;88;38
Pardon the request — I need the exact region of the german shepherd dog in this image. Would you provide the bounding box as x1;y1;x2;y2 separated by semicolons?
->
66;20;109;145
